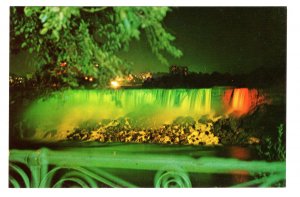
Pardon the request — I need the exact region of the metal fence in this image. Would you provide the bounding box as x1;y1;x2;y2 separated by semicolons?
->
9;144;286;188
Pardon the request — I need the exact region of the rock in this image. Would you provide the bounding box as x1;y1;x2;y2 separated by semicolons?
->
198;115;209;124
78;120;99;131
173;116;196;127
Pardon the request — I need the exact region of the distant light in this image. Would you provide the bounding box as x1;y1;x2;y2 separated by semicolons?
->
84;76;88;80
60;62;67;67
89;77;93;82
110;80;120;89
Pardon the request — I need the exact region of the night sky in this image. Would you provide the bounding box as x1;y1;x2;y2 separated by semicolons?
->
119;7;286;74
10;7;287;75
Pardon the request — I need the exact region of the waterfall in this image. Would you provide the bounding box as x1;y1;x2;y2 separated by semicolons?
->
21;87;265;141
22;89;220;140
223;88;265;116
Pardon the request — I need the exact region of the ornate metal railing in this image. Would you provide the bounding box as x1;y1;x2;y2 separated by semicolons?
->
9;144;286;188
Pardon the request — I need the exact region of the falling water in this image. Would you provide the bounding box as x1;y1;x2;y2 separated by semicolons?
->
21;87;266;141
22;89;218;140
223;88;266;116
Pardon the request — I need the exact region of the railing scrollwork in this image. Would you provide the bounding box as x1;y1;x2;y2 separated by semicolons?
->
9;147;286;188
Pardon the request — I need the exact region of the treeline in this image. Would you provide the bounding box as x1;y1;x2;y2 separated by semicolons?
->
143;66;286;88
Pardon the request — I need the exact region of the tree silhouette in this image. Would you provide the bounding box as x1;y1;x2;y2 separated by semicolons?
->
10;7;182;88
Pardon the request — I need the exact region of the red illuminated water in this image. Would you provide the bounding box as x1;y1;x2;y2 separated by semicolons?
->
223;88;268;117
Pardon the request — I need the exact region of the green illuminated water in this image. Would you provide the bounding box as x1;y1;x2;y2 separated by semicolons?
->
22;88;228;141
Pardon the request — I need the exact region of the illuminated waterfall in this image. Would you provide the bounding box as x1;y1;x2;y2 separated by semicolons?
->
21;88;266;141
22;89;216;140
223;88;265;116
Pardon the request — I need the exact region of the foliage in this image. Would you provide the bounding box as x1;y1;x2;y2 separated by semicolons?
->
256;124;286;161
10;7;182;88
254;124;286;187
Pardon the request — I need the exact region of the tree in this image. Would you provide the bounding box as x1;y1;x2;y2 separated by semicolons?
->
10;7;182;88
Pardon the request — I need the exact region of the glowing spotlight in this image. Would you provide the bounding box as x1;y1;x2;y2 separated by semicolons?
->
60;62;67;67
89;77;93;82
110;80;120;89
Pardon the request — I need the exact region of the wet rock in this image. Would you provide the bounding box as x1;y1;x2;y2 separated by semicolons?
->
173;116;196;127
212;118;250;145
198;115;209;124
78;120;99;131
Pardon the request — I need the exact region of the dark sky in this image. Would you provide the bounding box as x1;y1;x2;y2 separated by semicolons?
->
119;7;286;74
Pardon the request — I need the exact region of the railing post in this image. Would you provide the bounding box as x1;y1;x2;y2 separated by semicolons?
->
26;148;49;188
